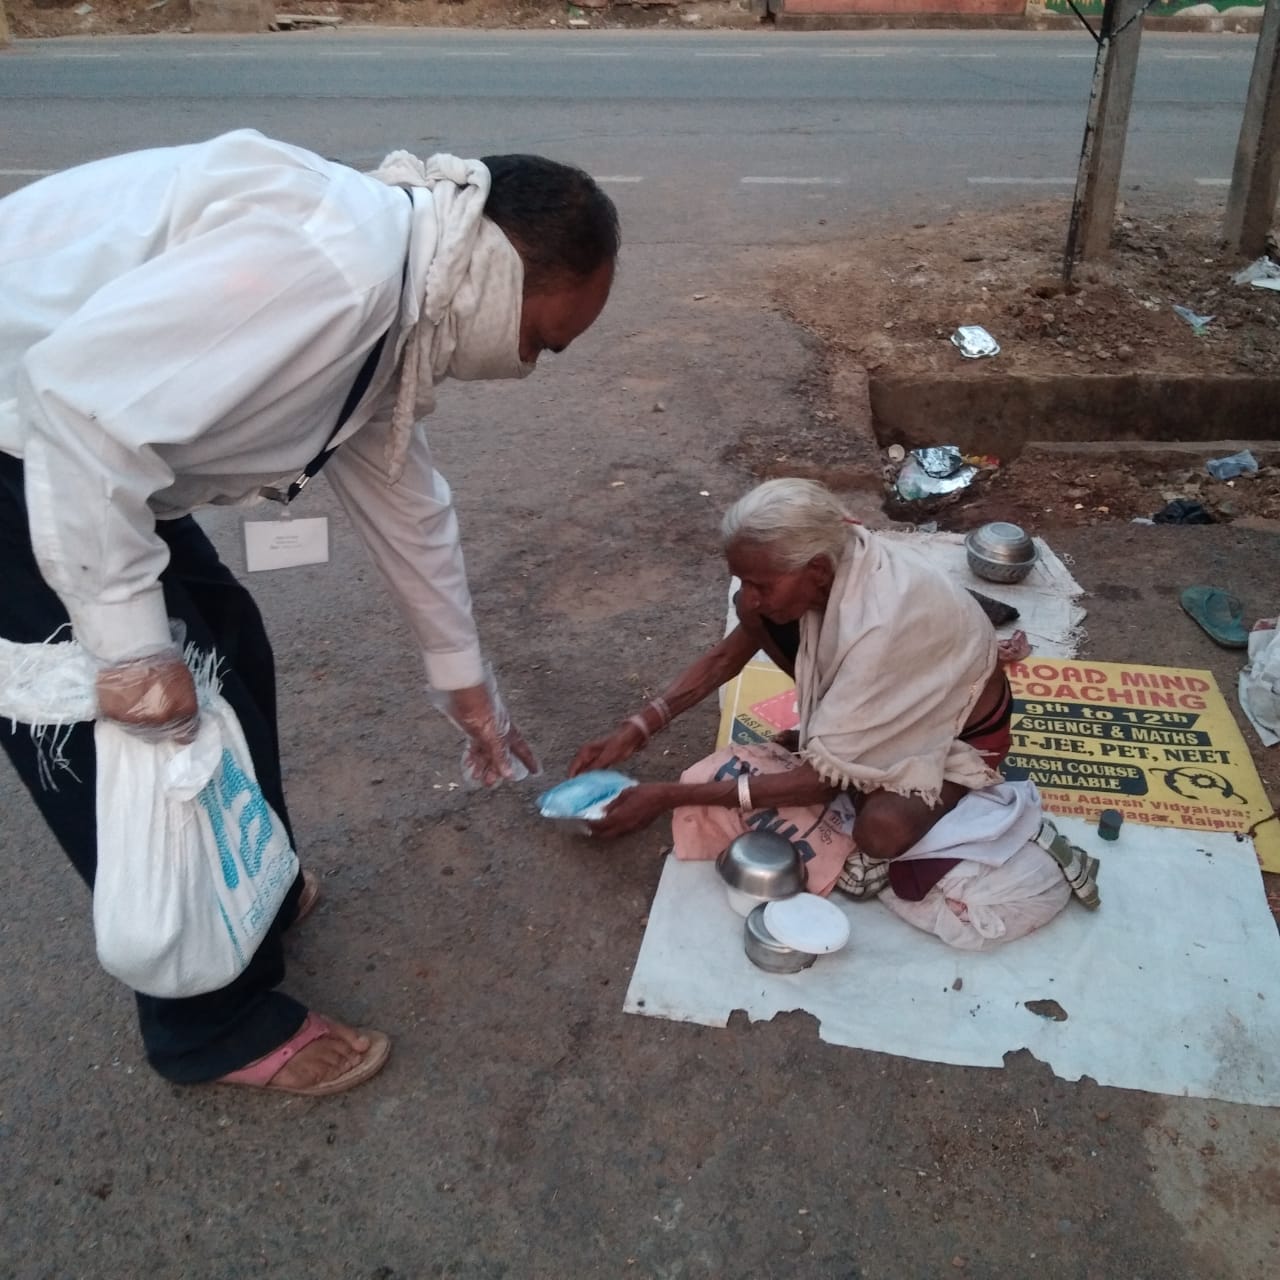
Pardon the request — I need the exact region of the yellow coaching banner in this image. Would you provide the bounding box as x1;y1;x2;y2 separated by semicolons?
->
1004;658;1278;871
718;654;1279;874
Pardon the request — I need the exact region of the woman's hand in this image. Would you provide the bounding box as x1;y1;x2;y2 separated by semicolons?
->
569;722;645;777
587;783;672;839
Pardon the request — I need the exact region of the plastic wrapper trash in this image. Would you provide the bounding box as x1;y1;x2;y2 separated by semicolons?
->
1232;257;1280;292
895;445;978;501
538;770;637;833
950;325;1000;359
1205;450;1259;481
1172;305;1214;335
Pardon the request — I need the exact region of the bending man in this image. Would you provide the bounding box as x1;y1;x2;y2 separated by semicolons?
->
0;129;618;1094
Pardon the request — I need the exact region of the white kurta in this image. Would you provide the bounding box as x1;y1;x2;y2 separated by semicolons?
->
0;130;486;690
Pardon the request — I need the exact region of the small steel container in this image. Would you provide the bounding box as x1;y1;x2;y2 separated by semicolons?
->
744;903;815;975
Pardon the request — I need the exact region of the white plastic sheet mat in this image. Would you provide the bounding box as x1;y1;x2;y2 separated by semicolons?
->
625;818;1280;1106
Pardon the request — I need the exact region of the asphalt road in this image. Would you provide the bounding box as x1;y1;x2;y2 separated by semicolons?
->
0;27;1262;242
3;26;1279;1280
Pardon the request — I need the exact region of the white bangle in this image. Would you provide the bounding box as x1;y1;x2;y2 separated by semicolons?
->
627;713;652;745
650;696;672;729
737;771;754;811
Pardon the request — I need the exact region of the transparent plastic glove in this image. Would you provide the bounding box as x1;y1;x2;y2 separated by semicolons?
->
95;645;199;744
428;664;541;790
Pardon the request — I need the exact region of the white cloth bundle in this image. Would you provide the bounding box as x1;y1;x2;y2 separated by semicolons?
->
881;781;1071;950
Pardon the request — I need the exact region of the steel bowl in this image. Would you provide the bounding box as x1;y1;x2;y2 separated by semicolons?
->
968;521;1036;563
744;903;815;974
965;522;1037;584
716;831;807;900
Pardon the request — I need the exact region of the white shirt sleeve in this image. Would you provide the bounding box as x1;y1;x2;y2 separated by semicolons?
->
16;211;386;663
324;403;485;692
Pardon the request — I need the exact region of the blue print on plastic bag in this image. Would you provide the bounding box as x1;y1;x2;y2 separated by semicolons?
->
197;748;275;890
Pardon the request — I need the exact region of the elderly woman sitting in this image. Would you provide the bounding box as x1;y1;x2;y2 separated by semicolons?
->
571;478;1099;951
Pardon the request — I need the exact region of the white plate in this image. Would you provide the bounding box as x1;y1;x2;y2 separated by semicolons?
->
763;894;850;955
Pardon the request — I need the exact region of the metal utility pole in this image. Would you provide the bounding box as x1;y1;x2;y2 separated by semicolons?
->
1062;0;1148;286
0;0;11;48
1224;0;1280;257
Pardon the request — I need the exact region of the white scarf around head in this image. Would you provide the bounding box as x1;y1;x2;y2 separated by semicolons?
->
367;150;530;482
796;526;1000;805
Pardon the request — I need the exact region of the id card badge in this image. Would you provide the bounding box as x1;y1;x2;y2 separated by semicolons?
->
243;511;330;573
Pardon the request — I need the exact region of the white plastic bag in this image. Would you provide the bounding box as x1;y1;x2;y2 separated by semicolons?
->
92;692;299;998
1239;619;1280;748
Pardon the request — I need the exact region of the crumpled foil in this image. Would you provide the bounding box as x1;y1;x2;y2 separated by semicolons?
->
895;445;978;501
950;325;1001;358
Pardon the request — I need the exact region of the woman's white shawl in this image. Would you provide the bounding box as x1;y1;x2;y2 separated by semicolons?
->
796;526;1000;805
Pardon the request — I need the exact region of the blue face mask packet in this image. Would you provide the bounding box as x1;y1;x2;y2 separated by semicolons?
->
537;770;637;822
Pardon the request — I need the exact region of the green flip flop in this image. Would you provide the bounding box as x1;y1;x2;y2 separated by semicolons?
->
1180;586;1249;649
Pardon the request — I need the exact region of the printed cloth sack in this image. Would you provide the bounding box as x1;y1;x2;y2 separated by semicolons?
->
672;741;855;896
93;692;298;997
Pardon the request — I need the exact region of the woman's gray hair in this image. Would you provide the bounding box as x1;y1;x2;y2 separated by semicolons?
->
720;478;851;571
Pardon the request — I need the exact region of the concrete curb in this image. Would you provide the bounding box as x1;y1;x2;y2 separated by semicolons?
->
774;12;1264;33
869;370;1280;459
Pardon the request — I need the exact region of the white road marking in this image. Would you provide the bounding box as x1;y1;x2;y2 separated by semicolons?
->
940;53;999;59
1058;52;1097;58
819;51;888;57
968;176;1075;185
596;175;644;183
695;52;765;58
50;52;123;58
441;50;512;57
741;176;844;185
0;168;55;176
1196;177;1232;186
316;50;384;57
1163;53;1223;60
563;51;633;57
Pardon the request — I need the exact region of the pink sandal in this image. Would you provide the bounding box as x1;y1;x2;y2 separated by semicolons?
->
216;1012;390;1097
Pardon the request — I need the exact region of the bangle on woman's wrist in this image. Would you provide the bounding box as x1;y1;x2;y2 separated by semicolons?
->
627;697;673;748
737;771;754;811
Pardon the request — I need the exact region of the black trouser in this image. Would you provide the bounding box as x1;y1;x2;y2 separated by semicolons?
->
0;451;305;1083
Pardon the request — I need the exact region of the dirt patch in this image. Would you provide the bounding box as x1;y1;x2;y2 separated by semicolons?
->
4;0;753;39
760;201;1280;534
956;449;1280;533
774;202;1280;380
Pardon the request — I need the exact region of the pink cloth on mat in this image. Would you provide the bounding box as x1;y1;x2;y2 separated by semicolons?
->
671;741;854;896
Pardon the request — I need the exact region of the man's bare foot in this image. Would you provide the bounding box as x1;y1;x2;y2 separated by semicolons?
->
270;1018;370;1091
216;1012;390;1096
